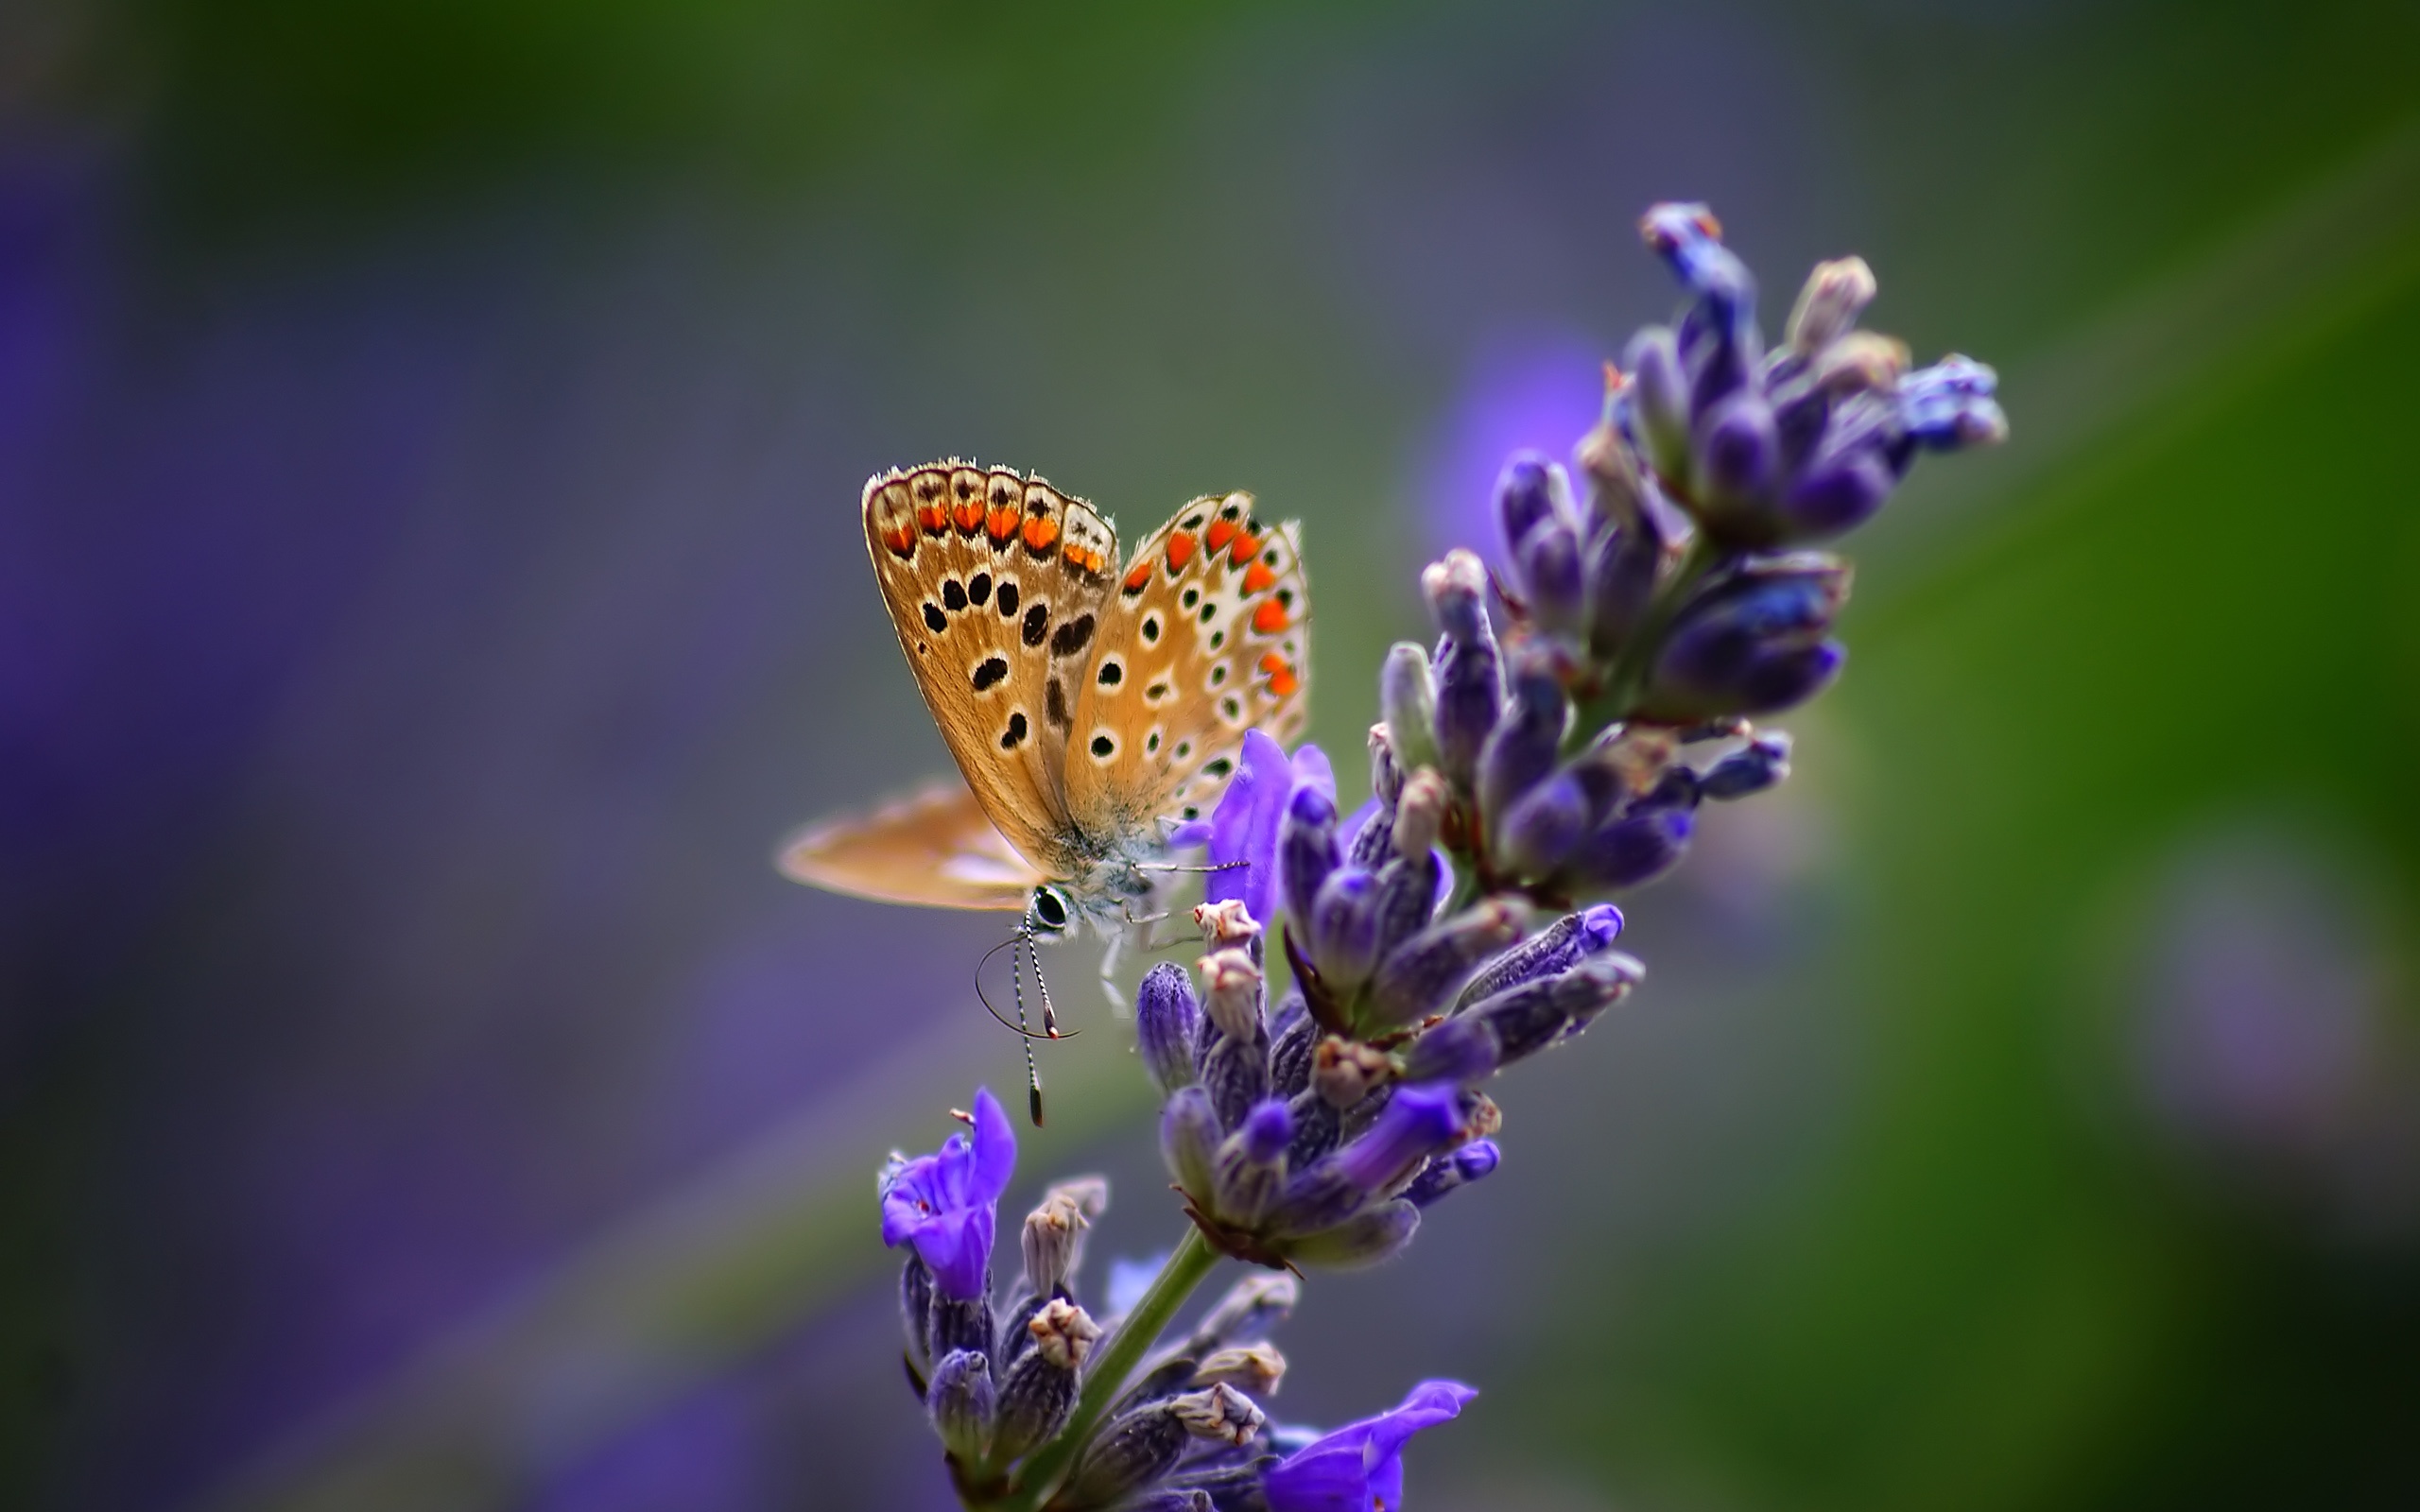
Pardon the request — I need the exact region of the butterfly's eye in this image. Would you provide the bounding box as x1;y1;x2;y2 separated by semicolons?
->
1030;885;1072;934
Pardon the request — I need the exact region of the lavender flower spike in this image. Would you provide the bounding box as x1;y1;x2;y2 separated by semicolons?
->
879;1088;1016;1300
1261;1380;1478;1512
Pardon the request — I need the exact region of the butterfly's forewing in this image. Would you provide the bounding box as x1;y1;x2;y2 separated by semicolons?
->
776;782;1043;911
1063;491;1311;831
863;463;1121;876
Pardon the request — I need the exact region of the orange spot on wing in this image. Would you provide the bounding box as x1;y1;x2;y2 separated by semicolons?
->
1252;598;1289;635
988;505;1020;542
1240;565;1274;599
880;526;917;558
1259;653;1299;698
1204;518;1236;552
1230;531;1261;564
953;498;985;533
1166;531;1198;571
1023;516;1060;553
1123;561;1153;593
917;505;948;535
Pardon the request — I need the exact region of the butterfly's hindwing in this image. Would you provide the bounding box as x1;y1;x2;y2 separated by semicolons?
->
862;461;1118;876
1064;490;1311;832
775;782;1042;911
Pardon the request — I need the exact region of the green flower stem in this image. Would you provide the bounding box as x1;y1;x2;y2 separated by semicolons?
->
991;1226;1223;1512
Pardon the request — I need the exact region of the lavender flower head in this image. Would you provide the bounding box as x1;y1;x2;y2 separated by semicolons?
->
881;1087;1016;1299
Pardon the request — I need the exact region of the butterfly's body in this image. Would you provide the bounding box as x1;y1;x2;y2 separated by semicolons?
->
781;457;1310;957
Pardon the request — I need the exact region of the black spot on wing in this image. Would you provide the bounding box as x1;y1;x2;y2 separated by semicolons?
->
973;657;1008;691
1000;712;1028;749
997;581;1020;618
1050;612;1096;659
1046;679;1070;729
923;603;946;634
968;572;992;606
1023;603;1050;647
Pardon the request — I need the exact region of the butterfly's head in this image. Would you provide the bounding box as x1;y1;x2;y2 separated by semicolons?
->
1026;883;1077;938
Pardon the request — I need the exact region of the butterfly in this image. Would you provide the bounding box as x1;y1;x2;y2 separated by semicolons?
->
777;461;1311;1113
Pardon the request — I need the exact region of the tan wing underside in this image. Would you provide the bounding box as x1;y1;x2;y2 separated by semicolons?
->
862;462;1120;876
1063;494;1310;833
776;782;1041;911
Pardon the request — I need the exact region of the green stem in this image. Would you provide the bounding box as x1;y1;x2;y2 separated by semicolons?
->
990;1226;1223;1512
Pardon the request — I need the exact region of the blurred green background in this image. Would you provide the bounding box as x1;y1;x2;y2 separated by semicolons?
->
4;1;2417;1508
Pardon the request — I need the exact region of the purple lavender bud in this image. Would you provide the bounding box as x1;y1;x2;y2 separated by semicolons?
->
1403;1140;1502;1207
1656;641;1845;725
1566;805;1693;891
1695;389;1782;535
1334;1082;1469;1193
1423;551;1502;786
925;1349;994;1461
1397;1015;1502;1085
1642;202;1754;318
1270;1010;1318;1099
1280;785;1340;936
1369;848;1443;965
1451;902;1624;1007
1514;513;1587;637
928;1287;994;1364
1285;1088;1340;1165
1466;954;1644;1062
1494;451;1572;552
1781;442;1894;541
1641;557;1851;723
1899;353;2008;450
1136;961;1202;1096
1066;1402;1192;1507
1161;1086;1221;1199
1380;642;1441;775
1700;731;1793;799
1625;326;1693;485
1285;1199;1422;1269
1368;901;1524;1028
1584;521;1664;662
1495;773;1591;879
1201;1022;1271;1135
1124;1494;1213;1512
899;1255;935;1368
1214;1098;1295;1226
1307;869;1382;995
1477;647;1569;834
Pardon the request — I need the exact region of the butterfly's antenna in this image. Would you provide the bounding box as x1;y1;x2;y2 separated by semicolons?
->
1137;859;1251;875
973;936;1062;1042
1002;927;1046;1126
1026;929;1063;1040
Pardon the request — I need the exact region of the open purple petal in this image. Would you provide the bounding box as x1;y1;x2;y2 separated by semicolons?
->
968;1087;1016;1204
1262;1379;1476;1512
